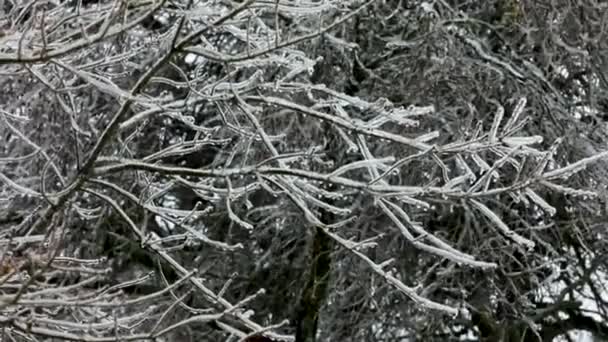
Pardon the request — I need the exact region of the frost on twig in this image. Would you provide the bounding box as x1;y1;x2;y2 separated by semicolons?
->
3;0;608;340
324;229;461;315
470;199;535;250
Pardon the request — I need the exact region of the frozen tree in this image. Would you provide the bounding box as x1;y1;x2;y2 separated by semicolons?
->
1;0;608;341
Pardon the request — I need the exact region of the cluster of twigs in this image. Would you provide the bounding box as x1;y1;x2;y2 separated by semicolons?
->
1;0;608;341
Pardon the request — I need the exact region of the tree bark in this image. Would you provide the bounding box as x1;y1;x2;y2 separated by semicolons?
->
294;226;332;342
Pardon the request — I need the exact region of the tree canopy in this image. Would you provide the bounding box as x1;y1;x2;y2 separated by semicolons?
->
1;0;608;341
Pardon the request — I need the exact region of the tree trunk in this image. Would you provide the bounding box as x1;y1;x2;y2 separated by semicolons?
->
295;226;333;342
